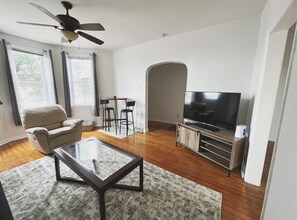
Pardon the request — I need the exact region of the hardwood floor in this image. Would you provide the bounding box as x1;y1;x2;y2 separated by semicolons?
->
0;121;272;219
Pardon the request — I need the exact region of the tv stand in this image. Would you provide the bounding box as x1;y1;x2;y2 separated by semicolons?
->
185;122;220;132
176;122;245;176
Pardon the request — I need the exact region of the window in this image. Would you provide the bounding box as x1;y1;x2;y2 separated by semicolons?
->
10;49;56;112
67;56;95;106
62;52;99;117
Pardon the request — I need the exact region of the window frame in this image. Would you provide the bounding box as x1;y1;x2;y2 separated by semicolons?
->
10;46;56;113
66;54;95;107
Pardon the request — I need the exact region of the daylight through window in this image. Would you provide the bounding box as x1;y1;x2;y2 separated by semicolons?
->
68;57;95;106
11;49;56;112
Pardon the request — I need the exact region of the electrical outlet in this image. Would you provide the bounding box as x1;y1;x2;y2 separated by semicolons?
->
177;114;179;118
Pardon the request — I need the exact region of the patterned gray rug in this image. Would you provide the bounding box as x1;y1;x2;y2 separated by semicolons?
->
0;156;222;220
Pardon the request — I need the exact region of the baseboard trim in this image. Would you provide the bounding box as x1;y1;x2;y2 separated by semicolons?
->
148;118;179;125
0;134;27;147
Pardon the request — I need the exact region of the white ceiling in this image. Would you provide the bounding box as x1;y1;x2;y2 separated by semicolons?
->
0;0;267;50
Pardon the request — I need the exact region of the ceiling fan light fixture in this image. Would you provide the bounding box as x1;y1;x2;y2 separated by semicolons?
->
61;30;78;42
19;2;105;45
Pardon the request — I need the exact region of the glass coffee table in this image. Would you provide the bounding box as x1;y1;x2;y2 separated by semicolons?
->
53;137;143;220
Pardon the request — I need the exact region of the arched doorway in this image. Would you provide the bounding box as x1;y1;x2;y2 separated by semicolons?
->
145;62;187;131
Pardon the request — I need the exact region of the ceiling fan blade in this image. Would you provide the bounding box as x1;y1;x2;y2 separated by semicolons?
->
77;31;104;45
29;3;64;25
17;21;58;29
78;23;105;31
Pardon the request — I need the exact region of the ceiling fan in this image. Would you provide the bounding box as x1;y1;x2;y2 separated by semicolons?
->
17;1;105;45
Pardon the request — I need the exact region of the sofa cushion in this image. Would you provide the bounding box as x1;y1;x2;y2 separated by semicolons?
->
23;105;67;129
48;126;74;138
45;122;62;131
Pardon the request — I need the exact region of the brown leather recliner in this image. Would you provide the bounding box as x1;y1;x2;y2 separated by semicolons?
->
23;105;83;154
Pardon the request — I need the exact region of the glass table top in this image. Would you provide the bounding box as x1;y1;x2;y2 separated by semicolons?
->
61;138;134;180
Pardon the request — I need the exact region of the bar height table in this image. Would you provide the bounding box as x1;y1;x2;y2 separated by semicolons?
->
100;97;130;135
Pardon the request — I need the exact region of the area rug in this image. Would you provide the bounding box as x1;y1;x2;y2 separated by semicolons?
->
97;126;136;139
0;156;222;220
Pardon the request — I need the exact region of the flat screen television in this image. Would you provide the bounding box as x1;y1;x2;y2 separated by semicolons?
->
183;91;241;132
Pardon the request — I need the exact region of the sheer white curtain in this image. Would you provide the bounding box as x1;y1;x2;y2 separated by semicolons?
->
5;43;57;113
42;50;57;106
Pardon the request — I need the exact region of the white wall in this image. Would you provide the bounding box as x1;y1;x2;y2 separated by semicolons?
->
250;0;297;217
269;26;295;140
245;31;288;186
244;0;296;186
113;15;260;132
0;32;114;145
148;63;187;124
262;24;297;220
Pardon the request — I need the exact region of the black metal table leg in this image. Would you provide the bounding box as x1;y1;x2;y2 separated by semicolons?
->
98;192;106;220
112;160;143;192
54;155;61;181
139;161;143;191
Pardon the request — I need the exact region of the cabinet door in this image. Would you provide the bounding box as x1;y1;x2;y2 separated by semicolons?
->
177;125;188;145
187;129;200;152
177;125;200;152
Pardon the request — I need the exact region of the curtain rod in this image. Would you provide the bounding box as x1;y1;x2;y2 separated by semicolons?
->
12;48;43;56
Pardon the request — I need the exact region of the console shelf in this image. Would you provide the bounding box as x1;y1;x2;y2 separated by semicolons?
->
201;139;232;153
199;151;230;169
200;145;231;161
176;122;246;176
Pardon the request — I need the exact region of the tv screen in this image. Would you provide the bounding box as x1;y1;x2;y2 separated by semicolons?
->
183;91;241;131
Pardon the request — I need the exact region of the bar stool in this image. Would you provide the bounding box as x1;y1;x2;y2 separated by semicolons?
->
119;100;135;136
100;99;117;134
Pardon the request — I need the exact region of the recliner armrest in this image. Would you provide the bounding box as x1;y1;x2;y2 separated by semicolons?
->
62;119;83;128
26;127;49;135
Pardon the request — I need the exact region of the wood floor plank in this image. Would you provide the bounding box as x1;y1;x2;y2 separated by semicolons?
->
0;121;270;219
